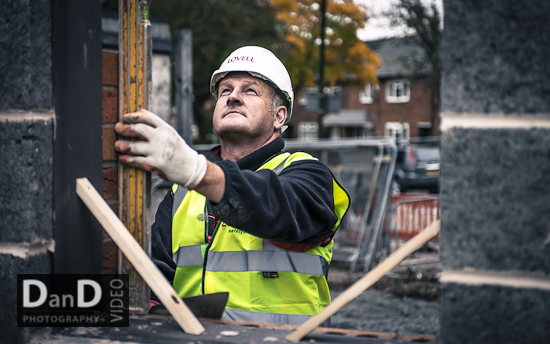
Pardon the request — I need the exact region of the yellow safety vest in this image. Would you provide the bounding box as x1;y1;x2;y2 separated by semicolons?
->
171;152;350;325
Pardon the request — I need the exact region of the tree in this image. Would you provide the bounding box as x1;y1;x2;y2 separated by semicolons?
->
383;0;442;109
270;0;382;97
102;0;382;142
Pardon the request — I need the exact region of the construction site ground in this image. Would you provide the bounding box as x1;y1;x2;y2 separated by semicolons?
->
328;253;442;338
38;253;441;344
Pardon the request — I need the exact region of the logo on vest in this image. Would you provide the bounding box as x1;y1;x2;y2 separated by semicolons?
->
228;228;245;235
227;56;255;63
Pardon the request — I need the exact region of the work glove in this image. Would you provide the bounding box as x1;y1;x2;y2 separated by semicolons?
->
114;109;207;189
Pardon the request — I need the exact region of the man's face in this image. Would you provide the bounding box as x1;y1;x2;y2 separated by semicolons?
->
213;74;280;141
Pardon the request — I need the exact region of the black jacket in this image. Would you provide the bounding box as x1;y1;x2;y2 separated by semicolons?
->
151;137;341;283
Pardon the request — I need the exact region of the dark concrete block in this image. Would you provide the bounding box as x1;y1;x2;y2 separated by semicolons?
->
441;0;550;114
0;0;53;111
440;128;550;274
0;118;53;243
0;252;53;344
440;283;550;344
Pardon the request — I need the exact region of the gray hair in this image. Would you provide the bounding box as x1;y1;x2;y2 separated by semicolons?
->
269;88;285;116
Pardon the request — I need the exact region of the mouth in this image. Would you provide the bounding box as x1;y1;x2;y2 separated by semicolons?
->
223;110;244;118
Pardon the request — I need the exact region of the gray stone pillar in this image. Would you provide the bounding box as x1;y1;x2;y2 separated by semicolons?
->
439;0;550;343
1;0;103;341
0;1;54;342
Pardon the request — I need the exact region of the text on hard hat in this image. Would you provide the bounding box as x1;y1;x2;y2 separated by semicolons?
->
227;56;255;63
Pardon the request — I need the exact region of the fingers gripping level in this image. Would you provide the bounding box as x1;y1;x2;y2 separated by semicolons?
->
122;111;207;189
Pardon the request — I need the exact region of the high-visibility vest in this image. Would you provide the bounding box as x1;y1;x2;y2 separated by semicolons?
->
171;152;350;325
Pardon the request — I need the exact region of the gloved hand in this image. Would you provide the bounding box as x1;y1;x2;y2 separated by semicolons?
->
114;109;207;189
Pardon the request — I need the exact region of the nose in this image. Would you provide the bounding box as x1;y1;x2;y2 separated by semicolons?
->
226;90;243;107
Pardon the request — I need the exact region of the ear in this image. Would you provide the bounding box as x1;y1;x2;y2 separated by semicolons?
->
273;106;287;130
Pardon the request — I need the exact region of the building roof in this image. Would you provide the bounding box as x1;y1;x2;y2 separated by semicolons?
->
366;37;431;79
324;109;373;128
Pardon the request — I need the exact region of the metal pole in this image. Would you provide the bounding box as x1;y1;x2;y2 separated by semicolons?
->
175;29;193;144
317;0;326;139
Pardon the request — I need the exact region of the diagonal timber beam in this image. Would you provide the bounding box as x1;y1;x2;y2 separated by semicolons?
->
77;178;205;335
287;220;441;342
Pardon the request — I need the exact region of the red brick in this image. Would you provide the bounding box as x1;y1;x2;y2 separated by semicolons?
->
102;239;118;274
102;50;118;86
107;199;119;216
102;88;118;123
102;49;121;277
290;78;439;138
361;79;437;137
102;165;118;199
102;126;117;161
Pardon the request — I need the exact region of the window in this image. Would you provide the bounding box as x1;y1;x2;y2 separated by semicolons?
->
298;122;318;140
417;122;432;137
386;79;410;103
385;122;410;144
330;127;341;139
360;84;379;104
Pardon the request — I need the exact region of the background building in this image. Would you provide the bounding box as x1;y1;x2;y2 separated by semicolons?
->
286;37;439;140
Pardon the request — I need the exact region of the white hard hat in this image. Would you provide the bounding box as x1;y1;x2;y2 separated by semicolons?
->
210;46;294;124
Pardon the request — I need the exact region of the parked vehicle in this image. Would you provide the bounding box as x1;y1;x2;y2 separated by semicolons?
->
393;144;440;194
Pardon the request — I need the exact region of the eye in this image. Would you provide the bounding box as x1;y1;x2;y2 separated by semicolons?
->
245;88;258;95
219;87;231;96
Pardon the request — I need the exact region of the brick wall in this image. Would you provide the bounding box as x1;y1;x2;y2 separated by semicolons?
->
289;78;438;139
347;78;437;137
102;50;119;274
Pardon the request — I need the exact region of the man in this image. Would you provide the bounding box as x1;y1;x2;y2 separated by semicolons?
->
115;46;350;325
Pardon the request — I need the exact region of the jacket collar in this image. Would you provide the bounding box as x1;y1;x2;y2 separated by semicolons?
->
205;137;285;171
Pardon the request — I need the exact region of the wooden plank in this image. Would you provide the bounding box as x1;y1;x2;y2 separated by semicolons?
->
286;220;441;342
76;178;205;335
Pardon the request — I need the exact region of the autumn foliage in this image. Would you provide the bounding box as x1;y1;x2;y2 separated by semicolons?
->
108;0;383;142
270;0;382;96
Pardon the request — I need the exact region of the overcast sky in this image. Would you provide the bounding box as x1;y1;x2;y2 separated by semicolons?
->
354;0;443;41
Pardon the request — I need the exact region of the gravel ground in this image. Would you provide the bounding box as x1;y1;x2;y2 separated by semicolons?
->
326;256;441;338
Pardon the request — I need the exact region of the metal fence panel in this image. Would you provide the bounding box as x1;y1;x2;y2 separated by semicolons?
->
377;195;440;268
194;139;397;272
388;196;440;245
284;139;397;272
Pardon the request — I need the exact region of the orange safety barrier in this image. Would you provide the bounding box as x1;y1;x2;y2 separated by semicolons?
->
390;194;440;241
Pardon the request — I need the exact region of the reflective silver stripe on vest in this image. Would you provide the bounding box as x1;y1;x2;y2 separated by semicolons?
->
271;155;289;175
222;308;330;327
206;250;328;277
172;186;188;218
173;244;204;267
